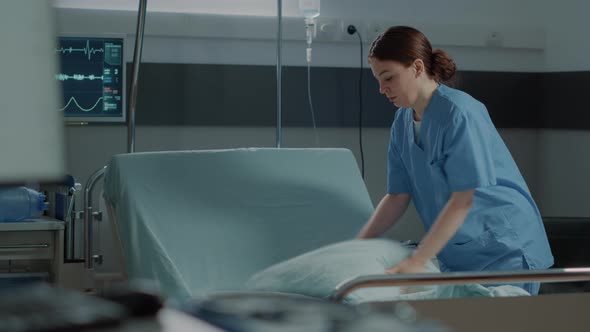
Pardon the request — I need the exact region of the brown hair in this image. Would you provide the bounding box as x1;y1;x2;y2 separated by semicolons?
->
369;26;456;84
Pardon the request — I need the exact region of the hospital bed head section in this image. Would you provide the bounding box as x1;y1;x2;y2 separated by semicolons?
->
103;148;374;299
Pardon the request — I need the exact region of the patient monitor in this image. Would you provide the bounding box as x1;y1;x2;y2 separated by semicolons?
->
56;36;126;123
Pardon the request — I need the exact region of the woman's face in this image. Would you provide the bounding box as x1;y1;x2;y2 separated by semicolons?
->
369;57;419;108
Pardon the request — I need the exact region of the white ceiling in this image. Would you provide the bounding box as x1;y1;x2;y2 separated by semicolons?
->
53;0;302;17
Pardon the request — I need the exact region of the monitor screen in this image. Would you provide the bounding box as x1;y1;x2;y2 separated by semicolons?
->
56;36;126;123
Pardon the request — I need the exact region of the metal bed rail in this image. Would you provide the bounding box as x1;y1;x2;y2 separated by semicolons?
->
331;267;590;302
83;166;107;269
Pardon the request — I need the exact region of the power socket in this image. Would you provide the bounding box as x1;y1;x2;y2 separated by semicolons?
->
340;19;367;41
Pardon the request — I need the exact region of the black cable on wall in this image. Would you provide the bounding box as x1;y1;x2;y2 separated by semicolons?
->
347;25;365;180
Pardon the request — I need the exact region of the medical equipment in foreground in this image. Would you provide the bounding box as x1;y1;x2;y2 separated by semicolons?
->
0;1;64;184
0;0;88;291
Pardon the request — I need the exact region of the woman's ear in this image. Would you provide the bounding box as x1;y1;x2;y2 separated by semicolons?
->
413;59;424;78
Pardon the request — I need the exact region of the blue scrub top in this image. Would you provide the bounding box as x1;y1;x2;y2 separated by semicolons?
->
388;84;553;273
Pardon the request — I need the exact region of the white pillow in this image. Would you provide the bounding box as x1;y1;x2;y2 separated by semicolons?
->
244;239;439;304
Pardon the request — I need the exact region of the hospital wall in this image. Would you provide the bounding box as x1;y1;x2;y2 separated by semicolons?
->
534;1;590;218
54;0;590;273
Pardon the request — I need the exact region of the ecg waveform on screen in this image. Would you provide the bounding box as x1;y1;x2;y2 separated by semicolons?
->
55;74;104;81
55;40;104;61
59;96;103;112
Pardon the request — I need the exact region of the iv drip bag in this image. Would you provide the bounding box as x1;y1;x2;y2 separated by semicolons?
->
299;0;320;19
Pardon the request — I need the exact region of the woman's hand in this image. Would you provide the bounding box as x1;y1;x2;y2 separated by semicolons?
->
385;257;427;274
386;190;475;275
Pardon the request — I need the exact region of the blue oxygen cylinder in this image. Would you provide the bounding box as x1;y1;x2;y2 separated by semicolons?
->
0;187;48;222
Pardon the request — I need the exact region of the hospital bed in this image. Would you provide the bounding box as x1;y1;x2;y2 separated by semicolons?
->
101;148;589;293
101;147;590;331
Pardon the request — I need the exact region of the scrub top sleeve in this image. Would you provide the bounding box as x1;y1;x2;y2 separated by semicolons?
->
442;111;496;192
387;134;411;194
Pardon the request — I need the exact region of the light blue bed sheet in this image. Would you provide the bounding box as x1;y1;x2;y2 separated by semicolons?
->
103;148;374;299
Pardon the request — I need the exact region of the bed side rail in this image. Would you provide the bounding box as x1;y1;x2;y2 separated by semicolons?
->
330;267;590;302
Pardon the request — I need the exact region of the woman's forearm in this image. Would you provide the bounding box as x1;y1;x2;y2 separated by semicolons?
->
412;190;474;264
357;193;411;239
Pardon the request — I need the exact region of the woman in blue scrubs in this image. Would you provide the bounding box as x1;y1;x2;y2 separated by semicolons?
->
357;26;553;294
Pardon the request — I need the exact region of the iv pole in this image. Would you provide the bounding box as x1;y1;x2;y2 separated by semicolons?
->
127;0;147;154
276;0;283;148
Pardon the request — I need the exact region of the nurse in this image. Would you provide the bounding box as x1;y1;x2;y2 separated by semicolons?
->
357;26;553;294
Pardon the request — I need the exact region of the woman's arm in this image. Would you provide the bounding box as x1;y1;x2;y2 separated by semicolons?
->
357;193;411;239
386;189;474;274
